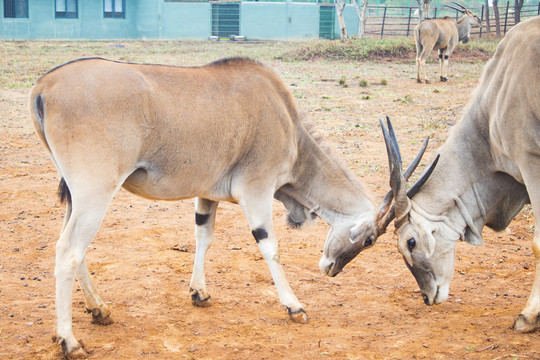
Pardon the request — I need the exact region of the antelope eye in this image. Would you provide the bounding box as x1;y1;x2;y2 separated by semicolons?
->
407;238;416;252
364;237;373;247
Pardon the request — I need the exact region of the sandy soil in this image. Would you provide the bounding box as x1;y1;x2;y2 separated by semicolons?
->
1;48;539;360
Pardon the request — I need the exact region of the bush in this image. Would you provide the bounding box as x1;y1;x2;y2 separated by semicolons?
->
278;37;416;62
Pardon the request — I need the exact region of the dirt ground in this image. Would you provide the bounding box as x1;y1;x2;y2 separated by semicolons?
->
1;42;539;359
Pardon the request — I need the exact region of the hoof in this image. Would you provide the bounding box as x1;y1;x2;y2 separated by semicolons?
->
89;307;114;325
513;313;540;333
425;79;431;84
440;77;448;82
190;288;211;307
53;336;90;358
416;78;422;83
287;307;309;323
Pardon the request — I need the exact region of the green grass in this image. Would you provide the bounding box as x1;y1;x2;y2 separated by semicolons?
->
278;36;501;62
0;40;299;89
0;37;501;89
279;37;416;62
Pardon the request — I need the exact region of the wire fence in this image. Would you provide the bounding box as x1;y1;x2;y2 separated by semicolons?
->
363;3;540;38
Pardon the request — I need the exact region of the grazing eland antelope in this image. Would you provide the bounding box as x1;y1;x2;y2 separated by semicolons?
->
30;57;426;357
414;3;482;83
381;16;540;333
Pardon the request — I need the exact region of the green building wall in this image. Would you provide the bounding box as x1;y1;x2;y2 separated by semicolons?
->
0;1;360;40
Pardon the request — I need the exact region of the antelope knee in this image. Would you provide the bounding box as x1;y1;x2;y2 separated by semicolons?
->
252;228;268;243
195;213;210;226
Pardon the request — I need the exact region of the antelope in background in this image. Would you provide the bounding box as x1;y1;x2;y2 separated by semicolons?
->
415;2;482;83
30;57;427;357
382;16;540;333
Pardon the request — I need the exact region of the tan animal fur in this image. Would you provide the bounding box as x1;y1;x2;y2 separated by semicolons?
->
30;57;380;357
383;16;540;333
414;8;482;83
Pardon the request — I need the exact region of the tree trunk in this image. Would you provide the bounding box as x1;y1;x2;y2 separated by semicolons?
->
336;0;348;41
514;0;524;24
484;0;491;34
493;0;501;36
354;0;368;37
416;0;431;20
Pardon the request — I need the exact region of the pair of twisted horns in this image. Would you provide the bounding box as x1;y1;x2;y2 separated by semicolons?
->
445;1;472;14
376;116;440;235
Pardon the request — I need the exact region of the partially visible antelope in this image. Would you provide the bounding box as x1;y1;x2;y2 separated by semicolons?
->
30;57;427;357
414;2;482;83
381;16;540;333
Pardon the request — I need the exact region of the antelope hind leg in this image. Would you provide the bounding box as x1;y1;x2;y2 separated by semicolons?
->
77;258;113;325
53;182;117;357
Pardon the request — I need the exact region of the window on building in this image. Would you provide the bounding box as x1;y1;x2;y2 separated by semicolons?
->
4;0;28;18
104;0;124;19
55;0;78;18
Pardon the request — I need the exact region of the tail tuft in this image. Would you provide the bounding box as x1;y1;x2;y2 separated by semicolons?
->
35;94;44;121
57;178;71;205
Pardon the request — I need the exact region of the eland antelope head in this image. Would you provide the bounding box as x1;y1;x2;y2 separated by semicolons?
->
381;16;540;334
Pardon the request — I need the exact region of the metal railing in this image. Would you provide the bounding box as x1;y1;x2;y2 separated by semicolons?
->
363;3;540;38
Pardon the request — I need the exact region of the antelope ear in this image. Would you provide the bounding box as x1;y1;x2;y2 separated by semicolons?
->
349;215;374;243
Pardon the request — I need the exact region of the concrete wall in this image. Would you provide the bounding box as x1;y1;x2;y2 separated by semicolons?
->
0;1;360;40
240;2;320;40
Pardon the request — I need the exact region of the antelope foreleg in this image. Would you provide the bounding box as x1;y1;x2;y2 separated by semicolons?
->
255;232;308;323
514;170;540;332
514;231;540;332
416;58;422;83
189;198;219;307
240;194;308;323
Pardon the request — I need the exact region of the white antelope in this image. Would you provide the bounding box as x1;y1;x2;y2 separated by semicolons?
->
382;16;540;333
414;3;482;83
30;57;425;357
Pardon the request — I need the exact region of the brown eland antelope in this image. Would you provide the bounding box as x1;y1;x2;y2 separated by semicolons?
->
30;57;427;357
414;3;482;83
380;16;540;333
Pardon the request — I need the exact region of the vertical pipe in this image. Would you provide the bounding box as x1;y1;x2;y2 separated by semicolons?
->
504;1;509;34
380;5;387;38
406;7;412;37
479;4;484;38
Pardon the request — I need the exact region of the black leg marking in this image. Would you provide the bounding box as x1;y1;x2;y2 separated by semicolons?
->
195;213;210;226
251;228;268;243
444;55;449;60
57;178;71;205
438;53;443;59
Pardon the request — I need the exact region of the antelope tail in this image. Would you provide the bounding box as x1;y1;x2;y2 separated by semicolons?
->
32;94;51;153
414;28;423;58
31;93;71;205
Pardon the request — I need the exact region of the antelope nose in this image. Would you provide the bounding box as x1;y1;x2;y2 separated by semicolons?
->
422;294;430;306
318;255;335;276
